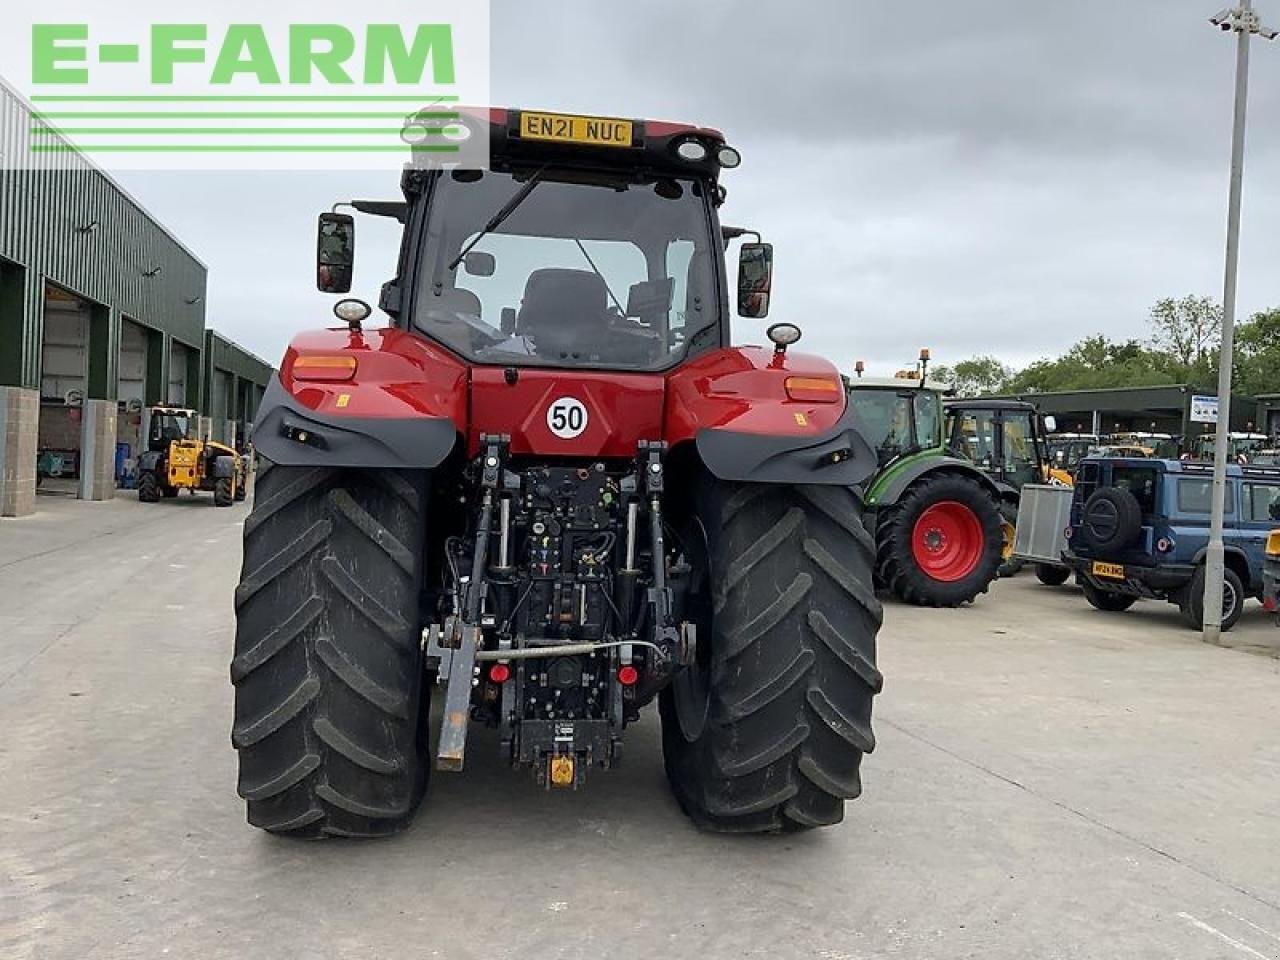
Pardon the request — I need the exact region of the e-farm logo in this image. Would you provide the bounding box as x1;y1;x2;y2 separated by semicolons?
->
0;2;490;171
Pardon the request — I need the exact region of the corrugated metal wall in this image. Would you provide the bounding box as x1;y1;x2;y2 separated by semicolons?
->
204;329;274;444
0;81;208;395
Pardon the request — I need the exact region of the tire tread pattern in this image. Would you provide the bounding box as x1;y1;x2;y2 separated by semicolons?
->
230;456;427;837
662;481;882;833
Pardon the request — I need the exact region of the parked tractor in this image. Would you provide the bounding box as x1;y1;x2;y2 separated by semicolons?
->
846;361;1003;607
1045;433;1097;485
1191;431;1270;463
230;108;884;836
945;399;1054;579
138;407;245;507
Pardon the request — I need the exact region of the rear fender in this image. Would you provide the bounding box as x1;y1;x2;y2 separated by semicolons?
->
138;450;163;474
665;346;876;486
872;458;1001;508
212;455;237;479
252;327;466;470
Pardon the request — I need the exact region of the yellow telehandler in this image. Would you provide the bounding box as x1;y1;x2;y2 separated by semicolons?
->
137;407;245;507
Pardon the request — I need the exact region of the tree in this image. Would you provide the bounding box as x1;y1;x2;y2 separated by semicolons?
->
1004;335;1172;393
1234;307;1280;397
934;355;1012;396
1148;295;1222;370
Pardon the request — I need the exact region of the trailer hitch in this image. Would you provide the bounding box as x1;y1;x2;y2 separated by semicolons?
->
436;434;511;772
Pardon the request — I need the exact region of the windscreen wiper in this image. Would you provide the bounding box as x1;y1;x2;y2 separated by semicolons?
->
447;168;546;272
574;239;625;314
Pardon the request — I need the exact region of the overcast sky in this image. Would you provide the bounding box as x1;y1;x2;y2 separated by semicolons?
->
114;0;1280;377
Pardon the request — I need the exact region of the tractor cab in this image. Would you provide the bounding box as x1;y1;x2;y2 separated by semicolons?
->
316;109;767;379
845;376;949;467
1046;433;1100;481
147;407;198;452
944;399;1050;492
1192;432;1269;463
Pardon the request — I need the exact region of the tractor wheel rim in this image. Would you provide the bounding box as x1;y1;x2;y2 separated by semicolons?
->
912;500;984;583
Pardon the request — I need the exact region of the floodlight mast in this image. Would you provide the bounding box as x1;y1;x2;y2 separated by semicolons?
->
1203;0;1275;644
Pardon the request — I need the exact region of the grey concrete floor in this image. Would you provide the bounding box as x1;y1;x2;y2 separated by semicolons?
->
2;491;1279;960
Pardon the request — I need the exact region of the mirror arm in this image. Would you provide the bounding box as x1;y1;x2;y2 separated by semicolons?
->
722;226;761;245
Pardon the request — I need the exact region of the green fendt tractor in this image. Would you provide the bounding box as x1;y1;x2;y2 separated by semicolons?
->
847;356;1003;607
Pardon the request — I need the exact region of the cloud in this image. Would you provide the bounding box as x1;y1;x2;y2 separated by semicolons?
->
114;0;1280;376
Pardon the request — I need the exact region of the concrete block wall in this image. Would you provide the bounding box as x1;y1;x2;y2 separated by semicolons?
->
77;399;117;501
0;386;39;516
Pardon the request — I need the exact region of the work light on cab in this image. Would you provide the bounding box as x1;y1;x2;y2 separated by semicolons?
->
767;322;803;353
676;139;709;162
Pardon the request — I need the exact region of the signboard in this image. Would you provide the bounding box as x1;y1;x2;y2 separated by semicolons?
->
1191;395;1219;424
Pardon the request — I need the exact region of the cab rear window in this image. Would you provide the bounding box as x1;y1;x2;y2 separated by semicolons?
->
1177;478;1234;515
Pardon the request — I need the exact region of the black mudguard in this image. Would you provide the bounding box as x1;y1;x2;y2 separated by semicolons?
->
873;456;1001;507
138;450;164;474
251;375;459;470
696;403;878;487
212;455;236;479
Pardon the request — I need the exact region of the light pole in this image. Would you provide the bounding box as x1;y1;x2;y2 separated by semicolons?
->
1202;2;1276;644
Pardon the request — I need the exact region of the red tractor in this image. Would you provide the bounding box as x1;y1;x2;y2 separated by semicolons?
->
231;108;883;836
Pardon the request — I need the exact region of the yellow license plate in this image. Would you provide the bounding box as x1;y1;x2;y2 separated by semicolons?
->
519;111;633;148
1092;561;1126;580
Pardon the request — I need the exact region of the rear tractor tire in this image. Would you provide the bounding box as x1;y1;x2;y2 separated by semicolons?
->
876;473;1004;607
660;481;883;832
230;457;430;837
138;472;160;503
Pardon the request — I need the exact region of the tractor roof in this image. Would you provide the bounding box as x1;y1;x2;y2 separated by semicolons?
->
848;376;952;392
944;398;1037;412
408;107;735;183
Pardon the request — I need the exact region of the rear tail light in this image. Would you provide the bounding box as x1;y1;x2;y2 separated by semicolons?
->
293;355;357;381
784;376;841;403
617;665;639;686
488;663;511;684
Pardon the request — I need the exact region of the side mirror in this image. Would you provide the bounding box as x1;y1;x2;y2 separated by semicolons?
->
737;242;773;318
463;251;495;277
317;212;355;293
1043;415;1057;433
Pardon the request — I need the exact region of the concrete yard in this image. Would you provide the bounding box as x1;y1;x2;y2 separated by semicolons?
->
2;491;1279;960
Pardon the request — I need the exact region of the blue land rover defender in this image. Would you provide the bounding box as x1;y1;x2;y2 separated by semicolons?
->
1063;458;1280;630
